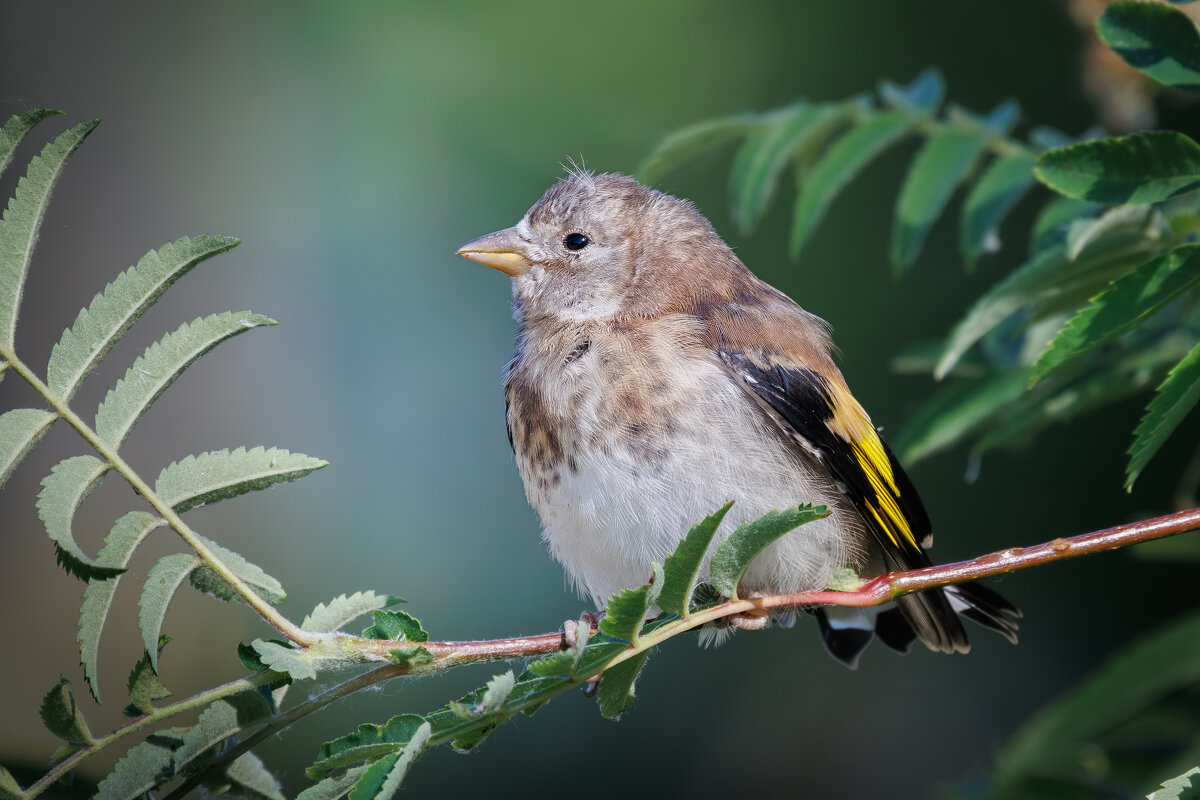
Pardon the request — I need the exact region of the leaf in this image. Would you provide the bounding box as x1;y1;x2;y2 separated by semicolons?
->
138;553;201;671
1032;244;1200;383
389;645;434;668
1098;0;1200;93
636;113;757;184
94;737;177;800
730;103;852;233
251;640;316;681
0;408;56;490
297;766;368;800
360;609;428;642
0;119;99;351
40;676;94;746
1035;131;1200;204
126;636;172;714
156;446;327;513
960;153;1037;270
0;763;22;800
347;722;431;800
710;505;830;599
37;454;122;580
78;511;160;702
0;108;61;179
94;311;275;447
877;68;946;114
302;591;406;633
1128;340;1200;490
308;715;427;780
596;650;652;719
477;671;515;716
791;111;918;257
47;235;240;400
657;502;733;616
527;615;591;678
1030;195;1103;253
187;533;287;605
1064;204;1162;263
599;562;664;644
173;692;272;773
223;752;285;800
1149;767;1200;800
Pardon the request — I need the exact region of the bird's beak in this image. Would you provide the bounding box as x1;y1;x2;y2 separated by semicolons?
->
456;228;532;276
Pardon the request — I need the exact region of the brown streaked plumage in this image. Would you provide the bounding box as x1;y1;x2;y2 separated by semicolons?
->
458;169;1019;667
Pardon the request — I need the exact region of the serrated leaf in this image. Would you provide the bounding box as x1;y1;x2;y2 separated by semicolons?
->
94;737;177;800
94;311;275;447
173;692;272;773
891;370;1032;464
298;766;368;800
477;671;515;716
1150;767;1200;800
40;677;94;746
0;119;99;351
1032;244;1200;384
303;591;405;633
710;505;830;599
308;715;428;780
360;609;427;642
1035;131;1200;204
138;553;200;671
658;502;733;616
878;68;945;114
960;153;1037;271
348;722;430;800
0;763;22;800
0;108;61;179
1029;195;1103;253
1065;203;1162;262
48;235;240;400
223;752;285;800
791;111;918;258
187;533;286;604
251;640;316;681
636;113;757;184
156;446;327;513
1128;340;1200;490
1098;1;1200;93
596;650;652;719
0;408;56;490
126;636;172;714
78;511;160;702
389;645;433;667
599;562;664;644
37;454;121;580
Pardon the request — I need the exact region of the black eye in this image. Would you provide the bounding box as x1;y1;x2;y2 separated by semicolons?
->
563;232;589;251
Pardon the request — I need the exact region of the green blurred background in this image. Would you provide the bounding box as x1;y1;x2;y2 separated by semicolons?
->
2;1;1198;797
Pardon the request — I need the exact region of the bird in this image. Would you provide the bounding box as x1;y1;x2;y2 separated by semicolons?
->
456;168;1019;668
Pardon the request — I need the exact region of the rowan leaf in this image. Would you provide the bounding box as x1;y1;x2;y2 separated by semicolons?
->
878;68;946;114
710;505;830;599
37;454;121;580
658;502;733;616
892;370;1033;464
596;650;652;720
302;591;406;633
126;636;172;714
0;108;61;178
347;722;430;800
138;553;201;671
1098;0;1200;93
360;610;427;642
1064;204;1163;262
251;640;316;681
1149;767;1200;800
1035;131;1200;204
173;692;272;773
1128;340;1200;490
187;534;286;605
156;445;327;513
599;562;664;644
307;715;427;780
94;736;177;800
1029;195;1103;253
0;408;56;491
636;113;757;184
40;676;94;746
297;766;369;800
223;752;285;800
960;153;1037;271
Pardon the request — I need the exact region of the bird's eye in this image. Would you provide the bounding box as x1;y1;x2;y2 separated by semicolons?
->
563;232;589;251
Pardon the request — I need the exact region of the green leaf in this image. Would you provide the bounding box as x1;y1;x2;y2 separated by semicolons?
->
710;505;830;599
878;68;945;114
94;311;275;447
730;103;852;233
1035;131;1200;204
348;722;431;800
0;108;61;179
960;153;1037;270
1128;340;1200;489
78;511;160;702
303;591;405;633
599;562;664;644
40;676;94;746
1029;195;1103;253
251;640;316;681
138;553;201;671
47;235;240;400
156;445;327;513
0;763;23;800
1149;767;1200;800
527;615;591;678
126;636;172;714
1032;244;1200;383
791;111;917;258
658;502;733;616
37;454;122;580
173;692;272;773
297;766;368;800
223;752;285;800
308;715;427;780
477;671;516;716
360;609;428;642
0;408;56;490
596;650;652;719
187;533;286;605
389;645;434;667
1098;0;1200;92
94;736;179;800
636;113;757;184
1064;204;1164;262
0;119;99;351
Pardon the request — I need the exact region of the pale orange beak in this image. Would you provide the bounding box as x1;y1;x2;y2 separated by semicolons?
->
456;227;532;276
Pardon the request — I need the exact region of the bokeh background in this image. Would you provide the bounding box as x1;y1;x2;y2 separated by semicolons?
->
2;2;1198;797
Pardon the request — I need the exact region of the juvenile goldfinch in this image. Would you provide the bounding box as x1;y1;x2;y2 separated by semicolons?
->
457;169;1018;667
